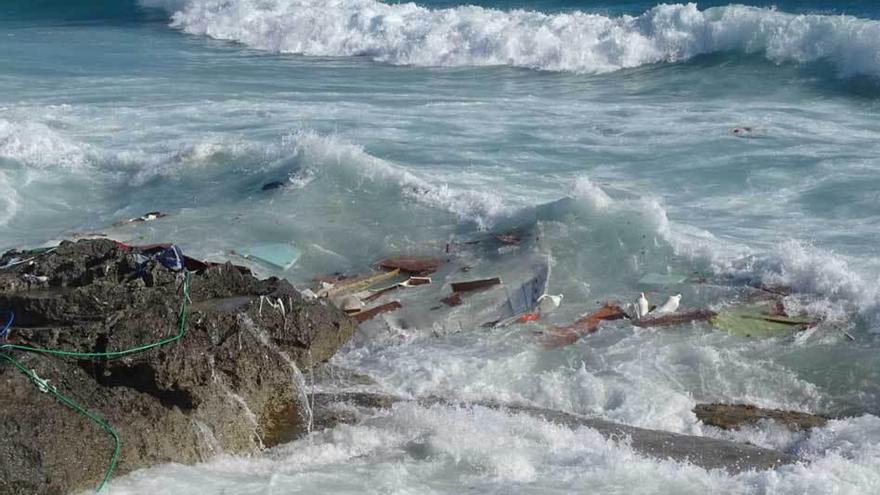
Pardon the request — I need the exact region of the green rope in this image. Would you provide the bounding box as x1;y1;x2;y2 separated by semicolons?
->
1;272;191;359
0;271;191;493
0;352;121;493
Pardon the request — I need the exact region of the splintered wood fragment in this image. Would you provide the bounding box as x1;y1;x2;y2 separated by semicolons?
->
377;257;442;275
319;269;400;298
353;301;402;323
441;293;462;307
450;277;501;293
542;304;628;349
560;304;627;334
633;310;717;328
738;315;816;327
363;285;400;302
492;233;522;245
402;276;431;287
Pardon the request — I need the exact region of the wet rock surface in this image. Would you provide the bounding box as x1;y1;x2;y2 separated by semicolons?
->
306;391;799;474
694;403;829;431
0;239;356;495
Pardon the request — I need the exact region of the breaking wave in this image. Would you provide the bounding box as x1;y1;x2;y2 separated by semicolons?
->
284;130;508;228
570;176;880;324
159;0;880;79
0;118;93;170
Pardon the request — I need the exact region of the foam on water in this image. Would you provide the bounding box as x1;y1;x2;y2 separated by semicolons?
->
161;0;880;79
567;176;880;325
99;401;880;495
6;5;880;491
0;118;92;170
0;171;19;227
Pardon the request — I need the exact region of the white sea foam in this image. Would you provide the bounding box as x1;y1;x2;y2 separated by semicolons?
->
99;401;880;495
0;118;92;170
570;175;880;321
162;1;880;78
0;171;20;227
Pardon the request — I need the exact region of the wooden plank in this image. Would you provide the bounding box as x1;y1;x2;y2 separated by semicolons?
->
634;310;717;328
451;277;501;293
376;257;442;275
319;269;401;298
542;304;628;348
353;301;402;323
362;285;400;302
441;293;463;307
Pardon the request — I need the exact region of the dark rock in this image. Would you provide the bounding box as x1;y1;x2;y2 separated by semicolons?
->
303;392;798;474
694;403;829;431
0;239;356;495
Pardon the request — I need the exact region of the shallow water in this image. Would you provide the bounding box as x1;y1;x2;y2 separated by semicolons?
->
3;1;880;493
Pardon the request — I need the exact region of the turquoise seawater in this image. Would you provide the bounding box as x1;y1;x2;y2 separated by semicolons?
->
3;1;880;493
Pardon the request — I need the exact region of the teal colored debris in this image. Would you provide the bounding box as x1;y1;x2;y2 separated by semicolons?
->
239;243;301;271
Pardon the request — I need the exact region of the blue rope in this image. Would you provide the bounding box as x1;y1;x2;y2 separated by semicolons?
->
0;310;13;342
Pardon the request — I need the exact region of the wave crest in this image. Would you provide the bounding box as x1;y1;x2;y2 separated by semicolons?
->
162;0;880;78
0;119;92;170
285;130;508;227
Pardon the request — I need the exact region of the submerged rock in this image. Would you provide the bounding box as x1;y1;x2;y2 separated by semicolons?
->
694;403;829;431
0;239;356;495
303;392;798;474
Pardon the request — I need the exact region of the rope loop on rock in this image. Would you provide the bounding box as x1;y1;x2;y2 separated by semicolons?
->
0;271;191;493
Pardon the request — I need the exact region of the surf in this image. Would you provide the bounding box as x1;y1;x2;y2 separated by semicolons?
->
156;0;880;83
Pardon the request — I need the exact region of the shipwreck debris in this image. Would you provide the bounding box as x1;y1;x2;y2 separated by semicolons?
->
234;243;301;271
318;269;401;299
542;303;628;348
352;301;403;323
441;293;463;307
112;211;168;227
376;256;442;275
451;277;502;294
634;309;717;328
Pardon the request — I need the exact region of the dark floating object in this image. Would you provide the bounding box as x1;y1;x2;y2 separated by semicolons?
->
262;180;287;191
492;233;522;245
542;303;628;348
112;211;168;227
376;256;442;275
353;301;403;323
441;293;463;307
450;277;501;294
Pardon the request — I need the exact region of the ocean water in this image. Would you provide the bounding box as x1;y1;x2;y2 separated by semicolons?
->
3;1;880;493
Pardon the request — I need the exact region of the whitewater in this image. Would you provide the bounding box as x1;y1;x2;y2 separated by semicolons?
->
3;0;880;493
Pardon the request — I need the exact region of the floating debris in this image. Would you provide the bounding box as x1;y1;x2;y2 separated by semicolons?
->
451;277;501;294
113;211;168;227
376;257;442;275
236;243;301;271
353;301;403;323
441;293;463;307
635;309;717;328
318;269;401;299
261;180;286;191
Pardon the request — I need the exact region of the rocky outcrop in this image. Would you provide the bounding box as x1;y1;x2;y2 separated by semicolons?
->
694;403;829;431
0;239;357;495
308;392;799;474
